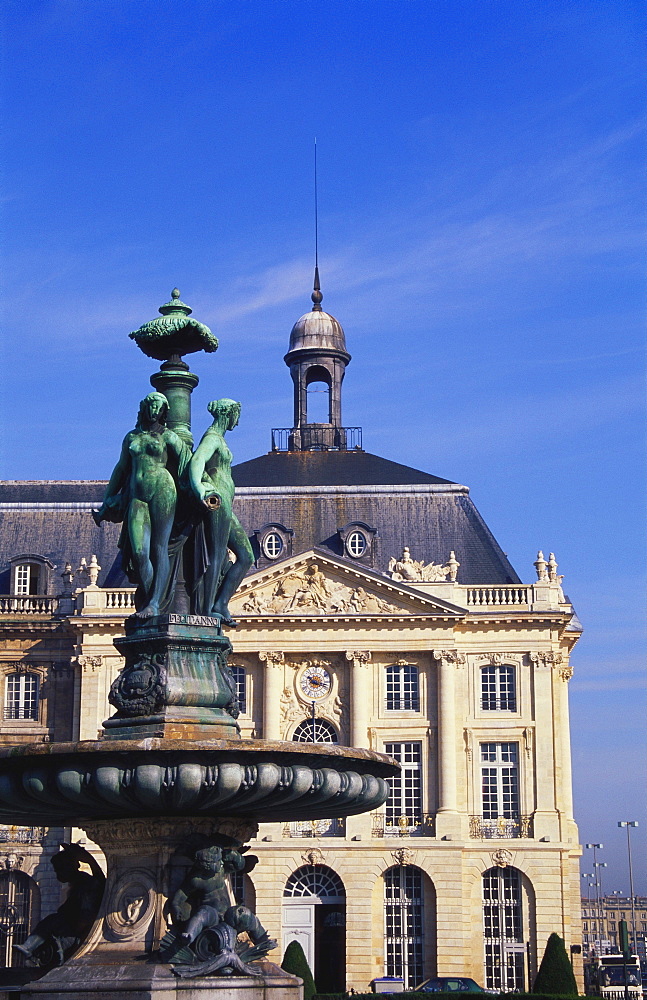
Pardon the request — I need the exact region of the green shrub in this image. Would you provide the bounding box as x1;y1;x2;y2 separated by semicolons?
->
533;934;578;995
282;939;317;999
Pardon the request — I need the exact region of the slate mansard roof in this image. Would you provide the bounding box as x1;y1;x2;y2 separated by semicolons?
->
0;453;521;590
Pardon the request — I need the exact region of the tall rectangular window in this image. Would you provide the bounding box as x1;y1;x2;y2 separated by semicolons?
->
386;664;419;711
229;666;246;715
481;743;519;819
5;674;39;721
481;665;516;711
384;742;423;827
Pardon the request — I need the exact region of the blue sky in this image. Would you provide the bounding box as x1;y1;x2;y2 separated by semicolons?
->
1;1;644;892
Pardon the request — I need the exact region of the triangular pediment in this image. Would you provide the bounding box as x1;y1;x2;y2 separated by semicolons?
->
231;549;465;619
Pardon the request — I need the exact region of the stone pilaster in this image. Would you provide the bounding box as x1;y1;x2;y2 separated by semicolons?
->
345;650;371;748
259;651;284;740
432;649;464;840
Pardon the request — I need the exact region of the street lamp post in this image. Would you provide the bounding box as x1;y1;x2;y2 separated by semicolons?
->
618;821;639;955
586;845;604;954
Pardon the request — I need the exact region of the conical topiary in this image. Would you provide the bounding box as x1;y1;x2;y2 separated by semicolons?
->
533;932;578;995
281;939;317;999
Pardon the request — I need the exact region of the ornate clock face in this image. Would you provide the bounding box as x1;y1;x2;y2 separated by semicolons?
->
300;665;332;700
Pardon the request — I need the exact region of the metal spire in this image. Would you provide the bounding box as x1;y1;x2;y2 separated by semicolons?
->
312;137;323;311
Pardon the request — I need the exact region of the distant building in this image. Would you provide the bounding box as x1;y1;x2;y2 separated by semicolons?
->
582;895;647;965
0;277;584;991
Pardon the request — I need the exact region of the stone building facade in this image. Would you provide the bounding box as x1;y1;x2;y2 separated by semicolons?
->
0;281;583;990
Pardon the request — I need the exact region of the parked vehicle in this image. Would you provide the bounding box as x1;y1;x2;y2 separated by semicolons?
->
413;977;491;993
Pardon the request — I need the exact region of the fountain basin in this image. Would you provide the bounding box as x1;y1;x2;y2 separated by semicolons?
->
0;738;397;825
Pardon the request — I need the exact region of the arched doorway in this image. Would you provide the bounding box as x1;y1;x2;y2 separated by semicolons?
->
383;865;426;989
0;869;39;967
482;866;525;991
283;864;346;992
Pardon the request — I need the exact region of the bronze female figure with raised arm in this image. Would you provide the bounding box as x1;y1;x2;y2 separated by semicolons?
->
189;399;253;624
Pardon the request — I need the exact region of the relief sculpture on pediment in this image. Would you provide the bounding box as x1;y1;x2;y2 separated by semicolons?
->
238;565;400;616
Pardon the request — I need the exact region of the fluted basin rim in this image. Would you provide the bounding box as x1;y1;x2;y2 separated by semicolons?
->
0;738;398;825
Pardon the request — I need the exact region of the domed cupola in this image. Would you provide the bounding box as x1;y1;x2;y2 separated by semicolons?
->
281;268;355;452
286;271;350;359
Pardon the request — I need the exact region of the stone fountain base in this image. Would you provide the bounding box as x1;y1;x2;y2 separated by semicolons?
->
21;817;301;1000
24;959;300;1000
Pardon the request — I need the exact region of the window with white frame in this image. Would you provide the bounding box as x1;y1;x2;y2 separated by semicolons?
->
385;663;419;711
481;664;516;712
345;530;367;559
229;665;246;714
481;743;519;820
384;865;424;989
262;532;283;559
384;742;423;827
4;673;40;721
13;564;41;596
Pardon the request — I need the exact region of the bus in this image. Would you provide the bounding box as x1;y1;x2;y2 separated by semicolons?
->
585;955;642;998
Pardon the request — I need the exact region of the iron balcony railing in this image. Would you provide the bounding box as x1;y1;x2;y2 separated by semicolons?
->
282;818;346;838
271;426;363;452
469;815;533;839
371;813;435;838
0;826;45;844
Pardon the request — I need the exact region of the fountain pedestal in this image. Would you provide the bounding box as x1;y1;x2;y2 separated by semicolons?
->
23;817;300;1000
103;617;240;741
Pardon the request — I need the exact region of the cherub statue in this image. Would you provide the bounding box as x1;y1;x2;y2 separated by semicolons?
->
160;844;276;978
13;844;105;967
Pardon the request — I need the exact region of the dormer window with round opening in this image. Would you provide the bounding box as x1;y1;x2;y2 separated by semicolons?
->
254;523;293;566
262;532;284;560
346;530;367;559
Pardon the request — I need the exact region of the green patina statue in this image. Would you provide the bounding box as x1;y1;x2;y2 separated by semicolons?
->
92;392;191;618
160;843;276;977
93;391;251;626
189;400;254;624
14;844;105;968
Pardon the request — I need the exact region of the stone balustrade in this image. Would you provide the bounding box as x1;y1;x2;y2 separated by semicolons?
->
0;595;58;614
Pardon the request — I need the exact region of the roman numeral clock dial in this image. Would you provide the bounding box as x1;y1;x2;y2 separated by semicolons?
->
299;665;332;700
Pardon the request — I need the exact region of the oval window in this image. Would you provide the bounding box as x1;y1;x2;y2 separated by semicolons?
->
262;532;284;559
346;530;367;558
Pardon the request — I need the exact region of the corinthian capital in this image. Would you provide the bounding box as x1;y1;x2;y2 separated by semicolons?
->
345;650;371;666
258;650;284;666
431;649;465;666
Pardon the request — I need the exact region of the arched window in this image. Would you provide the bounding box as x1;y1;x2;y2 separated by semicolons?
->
229;665;246;714
0;870;40;967
292;719;338;744
305;365;332;424
285;865;345;901
482;867;524;991
4;673;39;721
481;665;516;712
386;663;419;711
384;866;424;989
